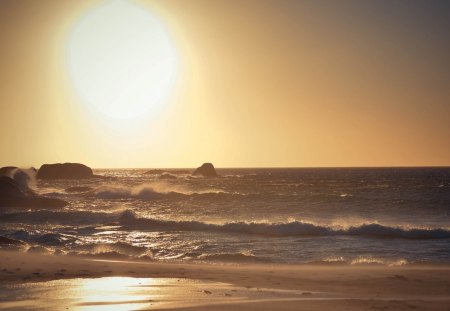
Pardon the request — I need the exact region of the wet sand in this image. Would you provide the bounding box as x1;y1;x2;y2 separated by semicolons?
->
1;250;449;310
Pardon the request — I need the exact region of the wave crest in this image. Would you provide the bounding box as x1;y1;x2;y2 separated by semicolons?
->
117;211;450;239
92;182;237;200
94;185;164;199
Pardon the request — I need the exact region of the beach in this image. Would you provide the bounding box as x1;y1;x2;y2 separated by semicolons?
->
1;250;449;310
2;0;449;309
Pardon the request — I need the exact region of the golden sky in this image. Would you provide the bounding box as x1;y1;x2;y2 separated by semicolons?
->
0;0;449;168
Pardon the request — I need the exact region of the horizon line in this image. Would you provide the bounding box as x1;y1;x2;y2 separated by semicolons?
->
91;165;450;170
2;164;449;170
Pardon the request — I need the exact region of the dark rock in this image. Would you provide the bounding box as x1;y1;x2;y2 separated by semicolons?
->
0;167;36;195
192;163;218;177
0;166;18;176
0;176;67;208
0;166;36;177
158;173;177;180
65;186;93;193
37;163;93;179
0;176;24;199
0;236;27;247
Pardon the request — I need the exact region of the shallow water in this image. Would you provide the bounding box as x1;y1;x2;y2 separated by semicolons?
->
0;168;449;264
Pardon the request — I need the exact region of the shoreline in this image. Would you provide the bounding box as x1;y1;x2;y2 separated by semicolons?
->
1;250;450;310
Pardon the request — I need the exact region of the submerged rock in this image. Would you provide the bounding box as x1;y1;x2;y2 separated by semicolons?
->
0;176;67;208
37;163;93;179
158;173;177;180
192;163;218;177
0;236;27;247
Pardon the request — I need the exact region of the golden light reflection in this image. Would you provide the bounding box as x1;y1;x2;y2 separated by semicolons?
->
1;277;239;310
75;277;163;311
0;276;328;310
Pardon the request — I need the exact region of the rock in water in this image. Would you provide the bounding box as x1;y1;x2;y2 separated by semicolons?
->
0;167;36;195
158;173;177;180
0;166;18;176
0;166;37;176
192;163;218;177
0;176;67;208
0;236;27;247
37;163;93;179
0;176;24;199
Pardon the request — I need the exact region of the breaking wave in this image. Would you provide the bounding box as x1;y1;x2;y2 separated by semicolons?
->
1;167;37;194
71;241;153;258
1;208;448;240
118;210;450;240
92;183;241;200
94;185;165;200
307;257;410;266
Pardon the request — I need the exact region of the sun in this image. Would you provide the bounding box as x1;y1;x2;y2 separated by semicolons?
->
67;0;178;120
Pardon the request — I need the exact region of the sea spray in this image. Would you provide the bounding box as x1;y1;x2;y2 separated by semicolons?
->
3;167;37;194
117;210;450;239
1;167;449;264
93;182;232;200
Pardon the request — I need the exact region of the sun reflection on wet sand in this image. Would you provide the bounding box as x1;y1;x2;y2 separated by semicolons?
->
0;277;246;310
74;277;164;310
7;273;441;310
0;276;335;310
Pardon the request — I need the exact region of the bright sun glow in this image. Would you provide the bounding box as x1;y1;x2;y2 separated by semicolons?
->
67;0;177;120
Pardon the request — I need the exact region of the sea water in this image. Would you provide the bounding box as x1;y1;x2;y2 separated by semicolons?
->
1;168;449;265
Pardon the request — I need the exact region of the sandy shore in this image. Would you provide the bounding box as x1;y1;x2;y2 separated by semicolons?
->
1;250;449;310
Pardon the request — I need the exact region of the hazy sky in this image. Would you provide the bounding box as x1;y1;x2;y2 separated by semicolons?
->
0;0;449;168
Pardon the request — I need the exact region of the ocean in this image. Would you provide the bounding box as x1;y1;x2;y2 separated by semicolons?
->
1;167;449;265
